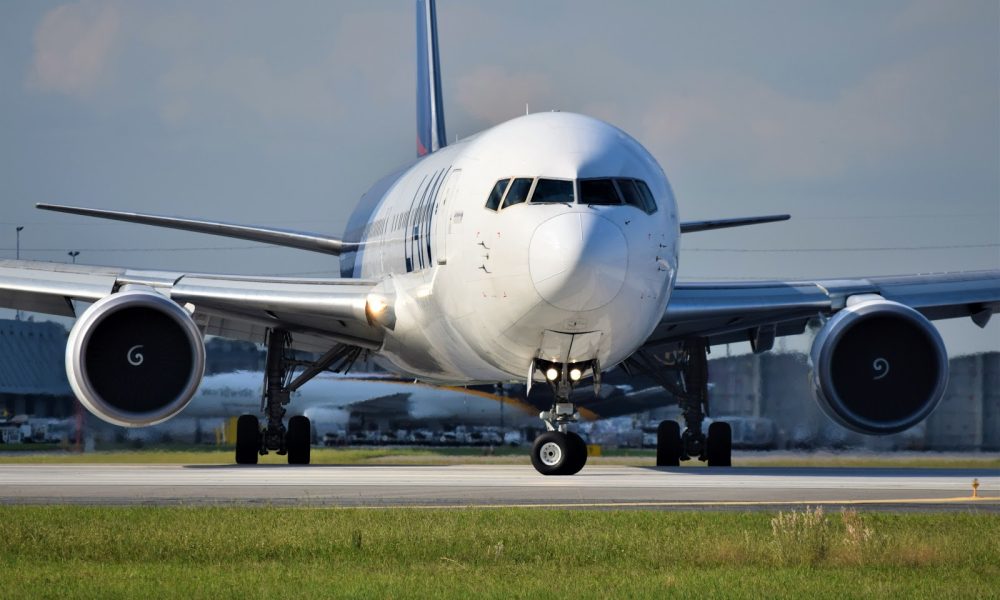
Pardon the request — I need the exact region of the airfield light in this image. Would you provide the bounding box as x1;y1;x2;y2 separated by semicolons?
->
545;367;559;381
569;367;582;381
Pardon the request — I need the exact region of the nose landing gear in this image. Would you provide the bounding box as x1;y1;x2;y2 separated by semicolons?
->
530;359;596;476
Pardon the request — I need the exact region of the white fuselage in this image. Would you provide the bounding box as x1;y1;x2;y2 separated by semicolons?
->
341;112;679;384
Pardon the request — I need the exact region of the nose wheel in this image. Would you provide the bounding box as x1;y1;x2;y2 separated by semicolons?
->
531;431;587;475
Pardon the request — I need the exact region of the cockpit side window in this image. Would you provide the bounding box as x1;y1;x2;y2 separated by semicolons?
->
530;179;574;204
616;179;657;214
579;178;622;205
502;177;533;208
484;178;510;211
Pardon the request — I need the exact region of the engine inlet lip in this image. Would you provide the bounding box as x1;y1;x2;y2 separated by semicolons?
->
810;298;949;435
66;290;206;428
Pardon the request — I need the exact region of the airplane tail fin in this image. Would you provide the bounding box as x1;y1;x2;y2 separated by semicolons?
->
416;0;447;157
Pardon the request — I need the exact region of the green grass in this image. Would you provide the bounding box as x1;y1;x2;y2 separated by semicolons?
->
1;445;998;469
0;506;997;598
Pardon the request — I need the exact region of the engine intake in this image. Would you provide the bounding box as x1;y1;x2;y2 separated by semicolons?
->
810;297;948;435
66;290;205;427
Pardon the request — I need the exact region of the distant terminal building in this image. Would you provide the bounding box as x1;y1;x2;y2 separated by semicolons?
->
0;317;996;450
0;318;72;419
703;352;999;451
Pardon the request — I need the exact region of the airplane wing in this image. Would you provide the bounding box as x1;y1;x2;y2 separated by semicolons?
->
648;270;1000;350
0;259;383;353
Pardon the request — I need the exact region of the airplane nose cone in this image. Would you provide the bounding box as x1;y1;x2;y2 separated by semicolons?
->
529;213;628;312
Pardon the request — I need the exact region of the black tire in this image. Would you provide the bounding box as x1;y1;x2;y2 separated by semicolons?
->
287;416;311;465
531;431;572;475
656;420;682;467
564;431;588;475
235;414;260;465
706;421;732;467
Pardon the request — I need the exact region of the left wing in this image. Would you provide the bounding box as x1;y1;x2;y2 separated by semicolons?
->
0;259;383;353
649;270;1000;350
37;204;353;256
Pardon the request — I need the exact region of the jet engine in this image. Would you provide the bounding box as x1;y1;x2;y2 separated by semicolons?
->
65;290;206;427
810;297;948;435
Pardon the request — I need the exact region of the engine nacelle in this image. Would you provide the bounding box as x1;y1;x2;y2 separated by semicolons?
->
810;297;948;435
66;290;206;427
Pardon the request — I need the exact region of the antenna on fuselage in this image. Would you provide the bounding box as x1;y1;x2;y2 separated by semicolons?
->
525;103;530;116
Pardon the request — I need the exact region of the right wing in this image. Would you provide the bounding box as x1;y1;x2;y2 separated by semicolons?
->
649;270;1000;349
0;259;383;353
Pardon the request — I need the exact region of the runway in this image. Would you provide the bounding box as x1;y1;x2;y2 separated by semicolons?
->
1;464;997;510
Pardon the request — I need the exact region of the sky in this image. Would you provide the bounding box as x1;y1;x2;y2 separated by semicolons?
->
0;0;997;354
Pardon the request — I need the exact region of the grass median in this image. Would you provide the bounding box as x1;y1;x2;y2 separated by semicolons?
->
0;506;997;598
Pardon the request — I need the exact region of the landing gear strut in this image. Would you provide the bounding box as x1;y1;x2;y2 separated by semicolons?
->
633;338;732;467
234;328;312;465
530;359;594;476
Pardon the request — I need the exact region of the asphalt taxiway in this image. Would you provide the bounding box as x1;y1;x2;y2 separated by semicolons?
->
0;464;996;510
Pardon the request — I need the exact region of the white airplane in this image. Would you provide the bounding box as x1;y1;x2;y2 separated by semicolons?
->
0;0;997;474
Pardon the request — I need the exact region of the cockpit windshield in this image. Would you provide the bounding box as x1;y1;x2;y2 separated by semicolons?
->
484;179;509;211
531;179;574;203
502;178;533;208
578;179;621;206
484;176;657;214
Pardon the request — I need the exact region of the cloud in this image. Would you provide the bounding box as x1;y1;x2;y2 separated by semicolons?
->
891;0;986;33
455;66;556;125
153;8;408;127
157;57;343;125
27;1;119;97
637;47;994;183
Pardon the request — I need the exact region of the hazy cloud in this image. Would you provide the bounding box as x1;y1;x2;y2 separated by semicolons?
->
27;1;120;97
640;47;992;183
456;65;556;124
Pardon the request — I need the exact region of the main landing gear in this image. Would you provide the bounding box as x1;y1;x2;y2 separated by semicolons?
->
632;338;732;468
529;359;596;475
234;328;361;466
236;329;311;464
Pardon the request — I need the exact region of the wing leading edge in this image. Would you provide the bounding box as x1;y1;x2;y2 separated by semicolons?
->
0;259;383;353
37;203;354;256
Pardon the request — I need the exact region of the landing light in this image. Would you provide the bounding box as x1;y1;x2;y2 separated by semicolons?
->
545;368;559;381
569;368;582;381
368;297;388;315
